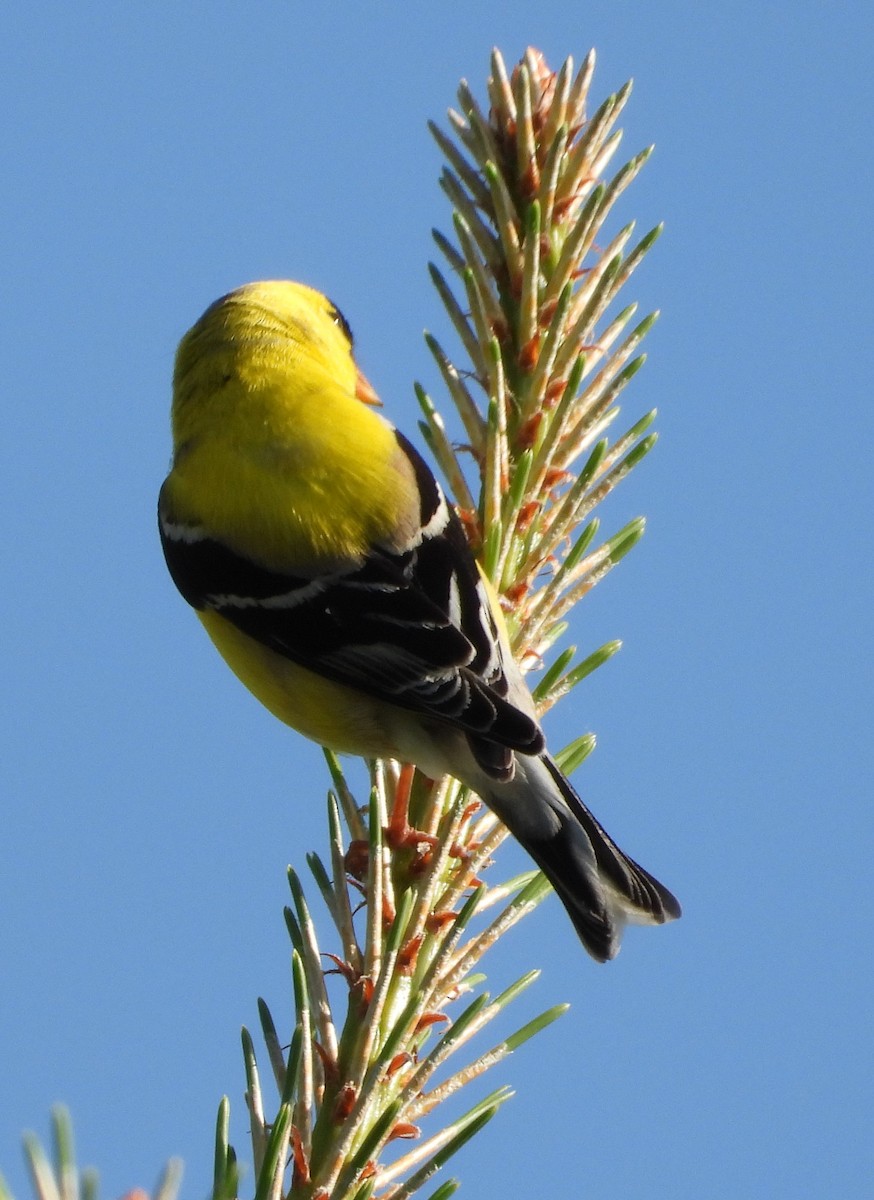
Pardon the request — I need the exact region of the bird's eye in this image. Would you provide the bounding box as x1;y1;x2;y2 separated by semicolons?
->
328;302;354;347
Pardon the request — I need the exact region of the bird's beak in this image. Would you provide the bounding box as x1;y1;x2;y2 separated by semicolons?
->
355;369;382;407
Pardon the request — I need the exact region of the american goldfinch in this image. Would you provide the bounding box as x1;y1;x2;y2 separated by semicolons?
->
159;281;680;960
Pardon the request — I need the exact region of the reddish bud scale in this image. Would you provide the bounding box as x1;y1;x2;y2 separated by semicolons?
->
344;840;369;880
503;580;530;605
291;1126;311;1184
539;293;559;324
386;1051;413;1078
387;760;415;834
408;846;434;876
515;500;541;533
554;187;600;220
544;467;572;490
425;909;459;933
313;1039;340;1085
344;975;371;1022
398;933;424;975
517;412;543;448
388;1123;421;1142
333;1083;357;1123
521;160;541;199
415;1012;449;1033
386;824;441;853
506;267;524;301
323;952;359;988
457;506;482;545
518;334;540;372
521;647;545;671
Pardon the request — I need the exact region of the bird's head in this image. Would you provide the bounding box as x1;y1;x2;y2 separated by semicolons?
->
171;280;381;447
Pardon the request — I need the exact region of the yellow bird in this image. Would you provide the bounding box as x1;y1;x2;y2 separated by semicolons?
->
159;281;680;960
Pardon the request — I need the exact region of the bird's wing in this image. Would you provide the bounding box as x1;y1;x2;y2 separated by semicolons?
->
160;431;543;774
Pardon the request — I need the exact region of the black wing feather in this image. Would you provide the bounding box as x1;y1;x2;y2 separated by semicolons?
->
159;433;544;773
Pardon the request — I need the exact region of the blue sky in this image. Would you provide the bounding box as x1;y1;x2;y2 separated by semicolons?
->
2;4;872;1198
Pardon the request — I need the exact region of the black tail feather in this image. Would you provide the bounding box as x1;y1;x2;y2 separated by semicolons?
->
485;753;680;960
541;754;682;926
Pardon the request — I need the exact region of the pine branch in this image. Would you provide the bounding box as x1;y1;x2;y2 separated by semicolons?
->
5;44;662;1200
228;45;662;1200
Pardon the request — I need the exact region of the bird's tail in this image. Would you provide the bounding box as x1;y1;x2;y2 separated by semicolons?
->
483;753;681;961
